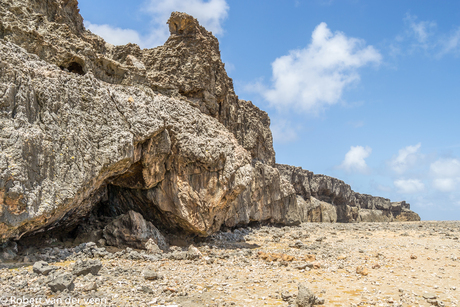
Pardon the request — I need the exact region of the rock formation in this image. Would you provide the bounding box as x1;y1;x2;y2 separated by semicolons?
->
276;164;419;223
0;0;419;244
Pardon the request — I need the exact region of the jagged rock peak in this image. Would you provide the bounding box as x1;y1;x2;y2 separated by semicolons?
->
167;12;208;36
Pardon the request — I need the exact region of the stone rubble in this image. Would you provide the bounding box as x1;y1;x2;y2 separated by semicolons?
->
0;221;458;306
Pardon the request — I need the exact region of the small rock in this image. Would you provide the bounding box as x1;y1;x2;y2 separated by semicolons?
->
294;263;309;270
281;291;293;301
296;283;324;306
423;293;437;300
145;238;162;254
73;259;102;276
427;299;445;307
33;261;57;276
143;270;162;280
312;262;321;269
291;241;305;248
83;281;98;292
186;245;202;260
98;239;106;246
48;273;75;292
142;285;154;294
410;255;417;259
356;266;369;276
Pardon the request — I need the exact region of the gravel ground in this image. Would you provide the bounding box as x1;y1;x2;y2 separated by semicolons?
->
0;221;459;307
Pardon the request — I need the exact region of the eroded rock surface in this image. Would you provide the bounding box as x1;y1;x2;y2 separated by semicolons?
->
276;164;420;223
103;211;168;250
0;0;419;244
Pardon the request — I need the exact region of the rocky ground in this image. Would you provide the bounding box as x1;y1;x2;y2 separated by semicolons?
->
0;221;459;307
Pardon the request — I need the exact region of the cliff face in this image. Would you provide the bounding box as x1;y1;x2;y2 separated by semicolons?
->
0;0;419;242
276;165;419;223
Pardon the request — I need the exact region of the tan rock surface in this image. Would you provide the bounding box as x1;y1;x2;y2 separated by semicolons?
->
0;0;420;244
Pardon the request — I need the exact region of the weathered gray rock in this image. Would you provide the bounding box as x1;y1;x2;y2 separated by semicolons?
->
33;261;56;275
277;164;420;223
48;273;75;292
103;211;168;250
73;259;102;276
222;161;299;228
186;245;202;260
144;238;162;254
0;241;17;261
143;270;162;281
296;283;317;307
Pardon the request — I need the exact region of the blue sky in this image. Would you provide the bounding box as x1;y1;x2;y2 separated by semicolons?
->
78;0;460;221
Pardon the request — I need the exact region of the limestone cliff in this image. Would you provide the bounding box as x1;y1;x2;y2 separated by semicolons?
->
276;164;419;223
0;0;419;243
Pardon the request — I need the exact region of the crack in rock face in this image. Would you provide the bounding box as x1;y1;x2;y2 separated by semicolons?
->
0;0;419;246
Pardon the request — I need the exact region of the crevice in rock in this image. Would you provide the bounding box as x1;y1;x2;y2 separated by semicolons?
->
59;61;85;75
0;22;4;39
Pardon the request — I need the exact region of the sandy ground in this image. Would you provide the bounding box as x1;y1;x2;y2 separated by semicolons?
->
0;221;459;306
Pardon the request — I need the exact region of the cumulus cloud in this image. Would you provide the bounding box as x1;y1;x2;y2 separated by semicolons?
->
430;158;460;192
251;22;381;113
339;146;372;174
85;22;143;46
389;143;422;174
85;0;229;48
394;179;425;194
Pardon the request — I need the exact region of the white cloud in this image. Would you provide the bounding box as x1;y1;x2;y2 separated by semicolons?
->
389;143;422;173
439;27;460;57
339;146;372;174
253;22;381;114
394;179;425;194
430;158;460;192
270;120;299;144
85;0;229;48
404;14;436;45
85;22;143;46
430;158;460;177
432;178;457;192
395;14;460;58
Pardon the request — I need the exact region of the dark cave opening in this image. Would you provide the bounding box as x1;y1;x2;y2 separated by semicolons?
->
15;182;186;251
59;61;85;75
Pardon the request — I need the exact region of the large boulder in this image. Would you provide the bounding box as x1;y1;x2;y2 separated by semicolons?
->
103;211;168;250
